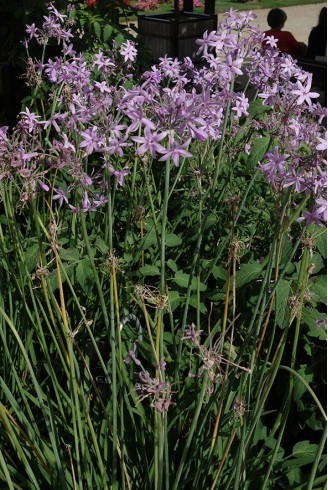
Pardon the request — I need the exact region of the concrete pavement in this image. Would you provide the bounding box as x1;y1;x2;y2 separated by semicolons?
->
236;3;327;45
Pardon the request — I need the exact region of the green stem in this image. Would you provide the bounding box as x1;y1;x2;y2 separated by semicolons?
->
306;423;327;490
174;97;233;381
171;374;208;490
279;366;327;421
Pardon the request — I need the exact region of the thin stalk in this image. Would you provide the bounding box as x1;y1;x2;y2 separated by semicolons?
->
0;306;68;487
171;373;208;490
293;475;327;490
175;97;233;380
108;186;119;490
79;206;119;487
155;159;170;490
254;228;284;363
306;424;327;490
143;161;161;250
278;366;327;421
0;449;15;490
164;412;169;490
261;396;291;489
79;210;110;329
210;428;237;490
125;126;142;246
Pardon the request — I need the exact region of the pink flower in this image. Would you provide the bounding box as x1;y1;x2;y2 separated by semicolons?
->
158;137;192;167
292;75;319;106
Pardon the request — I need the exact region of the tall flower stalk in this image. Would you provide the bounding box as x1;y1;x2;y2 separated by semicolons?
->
0;4;326;489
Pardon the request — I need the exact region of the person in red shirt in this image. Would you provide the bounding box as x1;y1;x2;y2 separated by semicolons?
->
264;8;307;58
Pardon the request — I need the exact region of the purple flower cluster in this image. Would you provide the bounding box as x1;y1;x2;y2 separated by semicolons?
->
126;348;173;412
0;5;326;224
25;2;73;47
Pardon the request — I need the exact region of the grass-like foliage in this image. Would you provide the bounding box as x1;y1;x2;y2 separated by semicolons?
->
0;3;326;489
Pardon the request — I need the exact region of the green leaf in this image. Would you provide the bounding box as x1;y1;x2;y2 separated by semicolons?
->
315;225;327;259
95;237;109;254
293;440;318;459
302;307;326;340
277;234;293;268
139;265;160;276
60;248;80;263
204;214;218;229
168;290;181;312
293;364;314;400
246;136;270;171
310;275;327;305
235;262;263;288
24;243;39;272
167;259;178;272
308;253;324;274
93;21;101;40
173;271;207;291
49;263;74;291
189;295;207;314
274;279;291;328
165;233;182;247
76;258;95;294
103;24;113;42
247;100;270;119
211;266;228;282
140;229;157;250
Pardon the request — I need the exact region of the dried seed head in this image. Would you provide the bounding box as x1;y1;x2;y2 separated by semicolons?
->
62;84;73;104
303;288;313;304
233;397;247;420
49;220;59;250
134;205;145;221
107;250;123;272
23;57;42;87
289;293;302;318
31;266;50;281
135;284;168;310
229;238;244;261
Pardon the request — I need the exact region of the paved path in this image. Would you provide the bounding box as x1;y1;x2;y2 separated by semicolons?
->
241;3;327;44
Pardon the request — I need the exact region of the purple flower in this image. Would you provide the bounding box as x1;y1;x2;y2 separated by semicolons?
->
292;76;319;106
79;126;103;155
264;35;278;48
82;192;91;212
92;194;108;209
38;180;50;192
132;127;167;158
258;147;290;187
158;137;192;167
223;54;244;78
232;94;249;118
125;346;142;366
135;370;173;413
52;188;69;206
94;81;111;94
196;30;220;56
108;165;130;187
316;132;327;151
19;107;42;133
26;23;38;40
64;43;76;57
93;51;115;71
183;323;202;344
298;203;326;226
120;40;137;63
